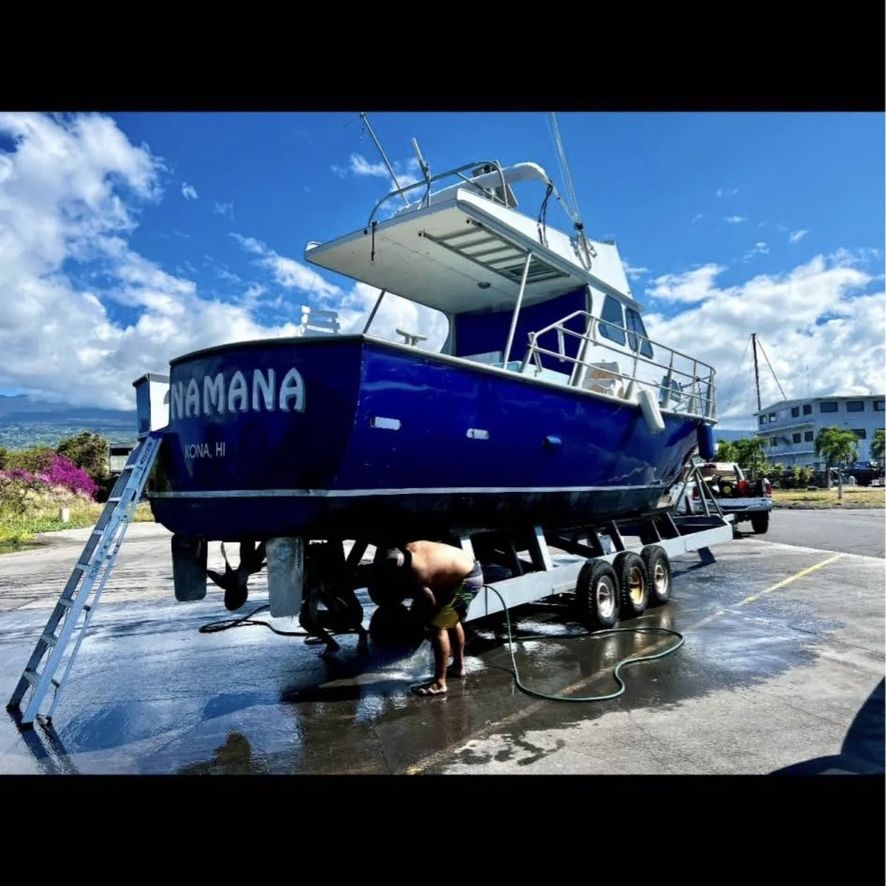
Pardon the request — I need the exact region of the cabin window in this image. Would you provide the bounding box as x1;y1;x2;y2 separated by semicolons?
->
791;406;800;417
846;401;864;412
875;400;885;411
820;402;838;413
804;431;814;442
625;308;653;358
759;415;767;425
802;404;812;414
852;429;867;439
599;296;626;345
792;433;801;443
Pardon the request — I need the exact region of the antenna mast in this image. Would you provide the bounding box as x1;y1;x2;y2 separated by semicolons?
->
548;113;595;266
358;112;410;208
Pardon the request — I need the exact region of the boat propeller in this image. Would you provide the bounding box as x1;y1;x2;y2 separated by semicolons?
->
207;540;267;611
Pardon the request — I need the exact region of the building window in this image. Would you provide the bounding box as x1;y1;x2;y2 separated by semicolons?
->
875;401;885;412
791;406;799;417
847;401;864;412
769;412;776;421
759;415;766;425
852;429;867;439
802;404;812;414
792;433;801;443
599;296;626;345
820;402;838;413
770;437;778;447
804;431;814;442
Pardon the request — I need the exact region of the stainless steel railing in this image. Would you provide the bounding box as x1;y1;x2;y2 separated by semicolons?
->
519;310;717;419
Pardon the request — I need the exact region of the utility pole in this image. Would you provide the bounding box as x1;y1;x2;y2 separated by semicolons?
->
751;333;762;413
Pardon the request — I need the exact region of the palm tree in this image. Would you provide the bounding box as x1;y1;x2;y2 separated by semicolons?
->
732;437;768;478
815;427;859;499
715;439;737;462
872;428;885;467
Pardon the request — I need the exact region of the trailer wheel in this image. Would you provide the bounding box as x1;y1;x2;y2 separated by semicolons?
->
368;603;424;650
575;559;620;630
751;512;770;534
614;552;649;618
642;545;671;606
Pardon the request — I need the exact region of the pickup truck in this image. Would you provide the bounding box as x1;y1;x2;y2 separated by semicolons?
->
677;462;773;533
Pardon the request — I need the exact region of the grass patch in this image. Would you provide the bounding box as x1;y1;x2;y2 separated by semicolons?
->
772;487;886;509
0;489;154;546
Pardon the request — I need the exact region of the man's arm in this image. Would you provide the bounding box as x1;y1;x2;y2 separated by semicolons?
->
419;586;437;608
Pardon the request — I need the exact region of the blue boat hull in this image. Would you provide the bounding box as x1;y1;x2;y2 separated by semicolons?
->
149;336;704;541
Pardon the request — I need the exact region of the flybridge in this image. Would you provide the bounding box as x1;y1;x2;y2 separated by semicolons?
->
169;367;305;421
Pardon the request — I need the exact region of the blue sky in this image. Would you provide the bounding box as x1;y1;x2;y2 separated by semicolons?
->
0;111;882;427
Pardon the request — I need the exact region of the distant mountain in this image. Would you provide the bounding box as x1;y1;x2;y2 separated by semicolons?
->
0;394;137;449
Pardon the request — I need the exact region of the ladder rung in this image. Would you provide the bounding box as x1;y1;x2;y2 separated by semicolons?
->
108;497;122;503
41;632;57;647
51;679;62;689
58;598;76;609
24;670;40;686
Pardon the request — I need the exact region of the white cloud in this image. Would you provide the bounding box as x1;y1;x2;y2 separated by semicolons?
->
181;182;198;200
716;187;739;198
213;201;233;219
647;264;725;303
743;241;770;260
231;233;342;299
725;215;747;224
789;229;808;243
691;213;704;223
643;253;883;428
623;261;649;281
0;113;308;408
331;152;422;189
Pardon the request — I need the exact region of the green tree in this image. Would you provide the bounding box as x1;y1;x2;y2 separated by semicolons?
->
815;426;859;498
872;428;886;466
732;437;768;478
0;447;7;470
714;439;737;462
57;432;109;482
6;445;55;473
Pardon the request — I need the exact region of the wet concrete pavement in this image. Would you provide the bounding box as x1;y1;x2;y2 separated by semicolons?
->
758;507;885;558
0;517;882;775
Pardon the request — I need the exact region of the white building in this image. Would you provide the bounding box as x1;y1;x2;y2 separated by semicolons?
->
755;395;885;467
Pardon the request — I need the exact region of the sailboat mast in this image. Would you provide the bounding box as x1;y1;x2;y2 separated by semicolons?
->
752;332;762;413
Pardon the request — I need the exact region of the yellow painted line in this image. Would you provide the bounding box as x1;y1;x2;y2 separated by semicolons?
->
734;553;844;608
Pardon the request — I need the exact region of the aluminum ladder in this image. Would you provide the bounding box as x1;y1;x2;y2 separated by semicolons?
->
7;434;162;726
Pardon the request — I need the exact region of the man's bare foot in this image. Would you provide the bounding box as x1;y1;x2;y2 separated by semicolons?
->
411;681;448;697
446;666;466;679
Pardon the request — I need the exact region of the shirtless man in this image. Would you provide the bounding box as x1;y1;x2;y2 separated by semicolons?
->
380;541;484;697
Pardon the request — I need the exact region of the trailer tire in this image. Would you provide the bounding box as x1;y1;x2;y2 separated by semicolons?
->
368;603;424;650
614;551;649;618
642;545;671;606
751;512;770;534
575;559;620;630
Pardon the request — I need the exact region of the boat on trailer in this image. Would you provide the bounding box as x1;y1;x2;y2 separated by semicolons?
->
147;158;718;550
8;148;733;725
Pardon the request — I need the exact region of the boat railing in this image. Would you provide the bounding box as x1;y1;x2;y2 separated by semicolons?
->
520;310;717;419
368;159;512;226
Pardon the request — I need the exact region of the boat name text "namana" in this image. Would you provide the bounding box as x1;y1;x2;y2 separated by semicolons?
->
170;367;305;420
